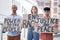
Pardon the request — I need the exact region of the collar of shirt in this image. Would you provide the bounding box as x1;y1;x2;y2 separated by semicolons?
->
8;13;22;19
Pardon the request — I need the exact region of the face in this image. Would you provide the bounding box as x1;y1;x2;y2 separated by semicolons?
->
12;5;17;13
45;11;50;16
31;6;38;14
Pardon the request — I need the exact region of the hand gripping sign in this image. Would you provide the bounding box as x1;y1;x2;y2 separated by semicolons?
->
23;14;58;33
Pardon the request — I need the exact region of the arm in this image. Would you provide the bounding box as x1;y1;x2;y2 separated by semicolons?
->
54;24;58;34
19;18;23;33
2;18;8;33
2;23;7;33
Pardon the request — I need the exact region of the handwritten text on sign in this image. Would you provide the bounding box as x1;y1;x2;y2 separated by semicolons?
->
3;18;21;32
23;14;58;33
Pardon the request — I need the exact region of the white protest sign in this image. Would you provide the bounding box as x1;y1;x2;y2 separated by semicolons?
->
3;18;21;32
23;14;58;33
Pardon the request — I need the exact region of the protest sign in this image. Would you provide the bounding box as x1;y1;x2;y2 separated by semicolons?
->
3;18;21;32
23;14;58;33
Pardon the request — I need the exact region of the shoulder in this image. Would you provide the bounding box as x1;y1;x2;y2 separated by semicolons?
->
6;14;12;18
16;14;22;19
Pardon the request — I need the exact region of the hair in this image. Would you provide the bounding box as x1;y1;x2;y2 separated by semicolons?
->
12;5;17;9
44;7;50;11
31;6;38;14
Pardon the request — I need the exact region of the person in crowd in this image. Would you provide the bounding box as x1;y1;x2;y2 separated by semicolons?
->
40;7;58;40
7;5;22;40
27;6;39;40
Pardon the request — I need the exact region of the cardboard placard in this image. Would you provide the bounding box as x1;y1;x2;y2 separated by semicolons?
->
3;18;21;32
23;14;58;33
